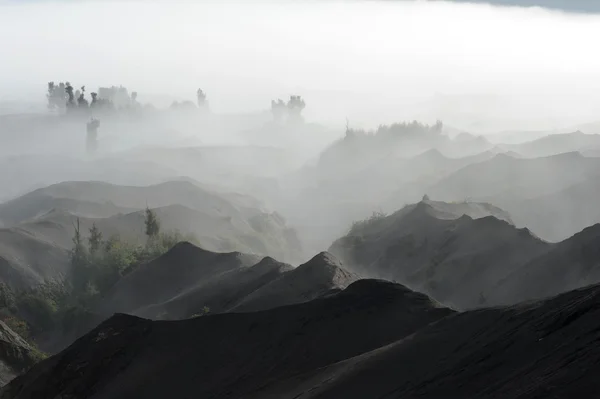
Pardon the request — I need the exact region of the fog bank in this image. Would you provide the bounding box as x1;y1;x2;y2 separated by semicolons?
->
1;0;600;132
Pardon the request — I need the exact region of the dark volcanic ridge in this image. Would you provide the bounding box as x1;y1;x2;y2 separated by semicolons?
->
1;279;451;399
7;280;600;398
102;244;358;320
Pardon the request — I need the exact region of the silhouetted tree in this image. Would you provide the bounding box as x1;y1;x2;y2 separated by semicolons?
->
271;99;287;123
70;218;89;293
197;88;207;108
144;206;160;241
47;81;67;110
65;82;75;108
88;223;103;255
77;86;89;108
287;95;305;123
46;82;56;110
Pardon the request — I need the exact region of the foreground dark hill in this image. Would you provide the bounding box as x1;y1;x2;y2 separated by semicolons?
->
1;280;452;399
259;283;600;399
330;199;548;308
0;321;42;386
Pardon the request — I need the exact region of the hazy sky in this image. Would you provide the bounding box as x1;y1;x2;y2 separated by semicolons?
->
2;0;600;132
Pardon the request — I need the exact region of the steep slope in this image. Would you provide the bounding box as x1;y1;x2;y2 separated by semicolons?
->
0;321;42;387
97;242;262;316
1;280;452;399
257;282;600;399
427;151;600;202
231;252;359;313
136;256;293;319
330;200;548;308
490;224;600;305
0;228;68;290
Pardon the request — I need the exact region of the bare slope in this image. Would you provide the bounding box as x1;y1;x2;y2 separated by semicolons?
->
97;242;262;316
136;256;294;319
231;252;359;313
330;200;548;308
0;280;452;399
490;223;600;305
0;229;68;290
105;249;355;320
258;282;600;399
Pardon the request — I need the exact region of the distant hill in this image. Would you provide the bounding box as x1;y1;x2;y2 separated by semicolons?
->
427;151;600;202
330;200;547;309
502;176;600;242
499;132;600;158
0;154;179;204
1;279;452;399
0;180;304;262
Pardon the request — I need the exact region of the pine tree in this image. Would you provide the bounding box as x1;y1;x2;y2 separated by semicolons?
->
144;206;160;241
88;223;103;255
70;218;89;294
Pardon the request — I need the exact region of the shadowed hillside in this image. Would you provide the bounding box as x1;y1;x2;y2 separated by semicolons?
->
0;280;452;399
330;199;549;308
8;281;600;398
256;283;600;398
97;242;263;316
